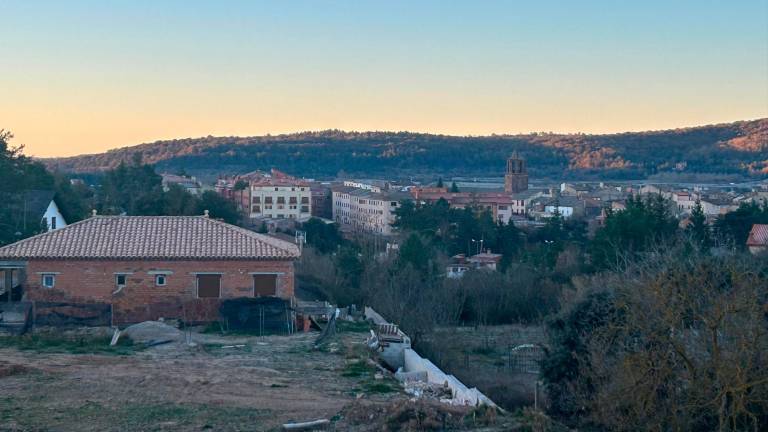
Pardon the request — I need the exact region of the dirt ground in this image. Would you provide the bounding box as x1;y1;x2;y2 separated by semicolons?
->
0;328;412;432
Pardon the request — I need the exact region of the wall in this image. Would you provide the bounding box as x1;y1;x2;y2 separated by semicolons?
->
403;348;497;407
25;259;295;325
43;201;68;231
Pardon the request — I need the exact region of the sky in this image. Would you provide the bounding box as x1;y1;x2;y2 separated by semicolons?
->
1;1;767;157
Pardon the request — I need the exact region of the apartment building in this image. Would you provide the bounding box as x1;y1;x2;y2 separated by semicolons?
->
332;182;406;236
216;169;312;222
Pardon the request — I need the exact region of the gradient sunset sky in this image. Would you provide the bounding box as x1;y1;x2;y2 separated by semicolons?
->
2;1;767;157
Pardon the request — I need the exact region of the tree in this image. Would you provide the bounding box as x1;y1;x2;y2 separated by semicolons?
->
398;234;432;271
0;130;56;245
99;161;164;215
233;179;249;211
302;218;342;254
687;200;711;248
163;184;199;216
450;181;459;193
542;244;768;431
714;200;768;249
197;191;239;224
436;177;444;188
590;194;678;269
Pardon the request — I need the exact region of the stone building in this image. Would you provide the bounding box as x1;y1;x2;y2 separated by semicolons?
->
504;151;529;194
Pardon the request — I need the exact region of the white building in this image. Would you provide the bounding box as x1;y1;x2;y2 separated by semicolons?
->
161;173;202;195
216;169;312;222
332;184;407;236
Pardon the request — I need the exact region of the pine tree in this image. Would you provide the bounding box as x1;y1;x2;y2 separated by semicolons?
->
687;200;710;248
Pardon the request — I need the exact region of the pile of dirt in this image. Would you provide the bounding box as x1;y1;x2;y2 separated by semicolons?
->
122;321;182;345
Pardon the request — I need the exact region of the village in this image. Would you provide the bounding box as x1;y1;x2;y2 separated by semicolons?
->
1;147;767;430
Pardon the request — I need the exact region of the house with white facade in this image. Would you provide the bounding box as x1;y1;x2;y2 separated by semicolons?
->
216;169;312;222
20;190;68;231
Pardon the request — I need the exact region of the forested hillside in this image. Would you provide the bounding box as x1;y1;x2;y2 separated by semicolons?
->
44;119;768;180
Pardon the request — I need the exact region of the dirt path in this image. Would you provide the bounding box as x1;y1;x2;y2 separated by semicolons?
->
0;331;406;431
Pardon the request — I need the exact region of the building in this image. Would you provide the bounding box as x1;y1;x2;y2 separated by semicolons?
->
746;224;768;255
699;196;737;216
332;182;407;236
412;188;516;223
671;191;698;214
310;182;332;219
446;254;471;279
161;173;202;195
0;215;300;324
446;252;503;278
216;169;312;222
469;252;503;271
18;190;68;232
504;151;528;194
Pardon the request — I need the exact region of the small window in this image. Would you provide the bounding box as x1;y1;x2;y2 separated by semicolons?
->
116;274;127;287
51;216;57;229
42;274;56;288
155;275;167;286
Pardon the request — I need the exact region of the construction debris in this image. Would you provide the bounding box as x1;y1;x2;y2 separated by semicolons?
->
122;320;183;346
281;418;330;431
364;307;498;409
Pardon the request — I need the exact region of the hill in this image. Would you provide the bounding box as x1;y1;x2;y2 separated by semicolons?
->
44;119;768;181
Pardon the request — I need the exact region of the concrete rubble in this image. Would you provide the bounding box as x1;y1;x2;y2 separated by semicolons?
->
364;307;498;409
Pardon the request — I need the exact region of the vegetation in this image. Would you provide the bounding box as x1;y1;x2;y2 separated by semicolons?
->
0;131;90;246
45;119;768;180
541;243;768;431
0;333;139;355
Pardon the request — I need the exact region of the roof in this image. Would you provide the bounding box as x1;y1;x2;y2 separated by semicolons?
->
0;216;300;261
469;253;502;263
18;190;57;221
746;224;768;247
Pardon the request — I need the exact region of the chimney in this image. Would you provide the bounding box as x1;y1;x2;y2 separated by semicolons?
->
203;209;210;218
91;209;98;217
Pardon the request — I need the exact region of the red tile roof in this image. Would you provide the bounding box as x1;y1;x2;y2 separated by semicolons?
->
746;224;768;247
0;216;300;260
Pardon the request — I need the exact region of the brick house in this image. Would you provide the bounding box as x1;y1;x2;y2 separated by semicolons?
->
0;215;300;325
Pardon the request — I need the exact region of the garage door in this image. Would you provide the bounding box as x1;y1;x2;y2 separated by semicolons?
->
197;274;221;298
253;274;277;297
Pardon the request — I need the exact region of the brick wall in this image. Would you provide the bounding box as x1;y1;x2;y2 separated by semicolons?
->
25;259;295;325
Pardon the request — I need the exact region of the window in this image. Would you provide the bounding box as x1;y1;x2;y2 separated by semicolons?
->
265;197;273;204
301;197;309;204
253;205;261;213
253;196;261;204
301;205;309;213
115;274;127;287
155;274;167;286
196;274;221;298
277;197;285;204
41;274;56;288
289;197;297;204
51;216;57;229
253;274;277;297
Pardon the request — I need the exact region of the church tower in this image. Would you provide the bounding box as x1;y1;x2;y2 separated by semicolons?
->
504;151;528;194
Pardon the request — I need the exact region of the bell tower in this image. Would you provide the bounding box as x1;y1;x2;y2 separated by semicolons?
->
504;151;528;194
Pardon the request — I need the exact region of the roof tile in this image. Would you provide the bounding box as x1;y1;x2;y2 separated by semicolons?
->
0;216;300;260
